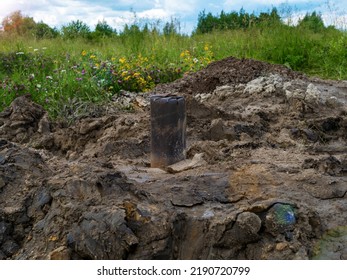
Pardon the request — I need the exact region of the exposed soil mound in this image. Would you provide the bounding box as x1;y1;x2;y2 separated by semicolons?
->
0;57;346;260
153;56;305;95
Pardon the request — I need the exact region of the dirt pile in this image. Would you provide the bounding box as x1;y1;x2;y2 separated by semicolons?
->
0;56;346;260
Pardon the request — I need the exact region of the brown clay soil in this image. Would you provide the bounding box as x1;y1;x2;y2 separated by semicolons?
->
0;56;346;260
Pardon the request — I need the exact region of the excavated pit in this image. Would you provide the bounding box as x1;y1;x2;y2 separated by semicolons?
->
0;56;347;260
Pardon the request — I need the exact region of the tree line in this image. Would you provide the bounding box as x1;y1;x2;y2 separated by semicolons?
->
0;10;182;40
0;9;331;40
195;8;329;33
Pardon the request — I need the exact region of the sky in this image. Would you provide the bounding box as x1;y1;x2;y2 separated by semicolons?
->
0;0;346;34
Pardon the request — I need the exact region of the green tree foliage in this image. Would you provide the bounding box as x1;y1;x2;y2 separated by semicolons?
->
298;11;325;32
34;21;59;39
163;20;177;36
195;7;283;34
196;10;219;33
94;20;116;37
120;24;144;53
258;8;282;26
61;20;91;39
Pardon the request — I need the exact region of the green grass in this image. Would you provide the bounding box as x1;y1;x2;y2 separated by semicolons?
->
1;24;347;119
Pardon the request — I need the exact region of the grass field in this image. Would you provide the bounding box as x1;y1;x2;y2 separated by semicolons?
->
1;15;347;118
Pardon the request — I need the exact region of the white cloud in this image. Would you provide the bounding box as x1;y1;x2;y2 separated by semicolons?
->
137;8;171;19
0;0;174;31
160;0;197;14
223;0;318;8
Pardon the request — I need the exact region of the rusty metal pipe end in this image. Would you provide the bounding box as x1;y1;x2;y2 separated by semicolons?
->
150;95;186;168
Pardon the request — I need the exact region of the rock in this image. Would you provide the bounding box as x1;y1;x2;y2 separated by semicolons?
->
0;221;11;243
244;75;284;97
302;129;319;142
166;153;207;174
285;89;303;100
134;96;149;108
49;246;71;260
275;242;288;251
213;85;234;100
244;77;266;95
27;189;52;218
305;83;321;104
1;239;19;257
218;212;262;248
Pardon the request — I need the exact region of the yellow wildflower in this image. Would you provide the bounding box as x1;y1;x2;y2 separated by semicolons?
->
119;57;126;64
90;54;96;59
81;50;87;56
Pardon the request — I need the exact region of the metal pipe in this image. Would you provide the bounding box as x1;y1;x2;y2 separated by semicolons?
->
150;95;186;168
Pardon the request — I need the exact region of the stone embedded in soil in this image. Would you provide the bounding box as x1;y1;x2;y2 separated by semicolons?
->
48;246;71;260
218;212;262;248
166;153;207;173
1;239;20;257
0;221;11;243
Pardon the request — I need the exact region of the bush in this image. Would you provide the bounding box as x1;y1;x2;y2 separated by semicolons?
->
298;12;325;33
34;22;59;39
61;20;91;39
94;20;116;38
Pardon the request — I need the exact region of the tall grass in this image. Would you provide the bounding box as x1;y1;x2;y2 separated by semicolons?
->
1;20;347;118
